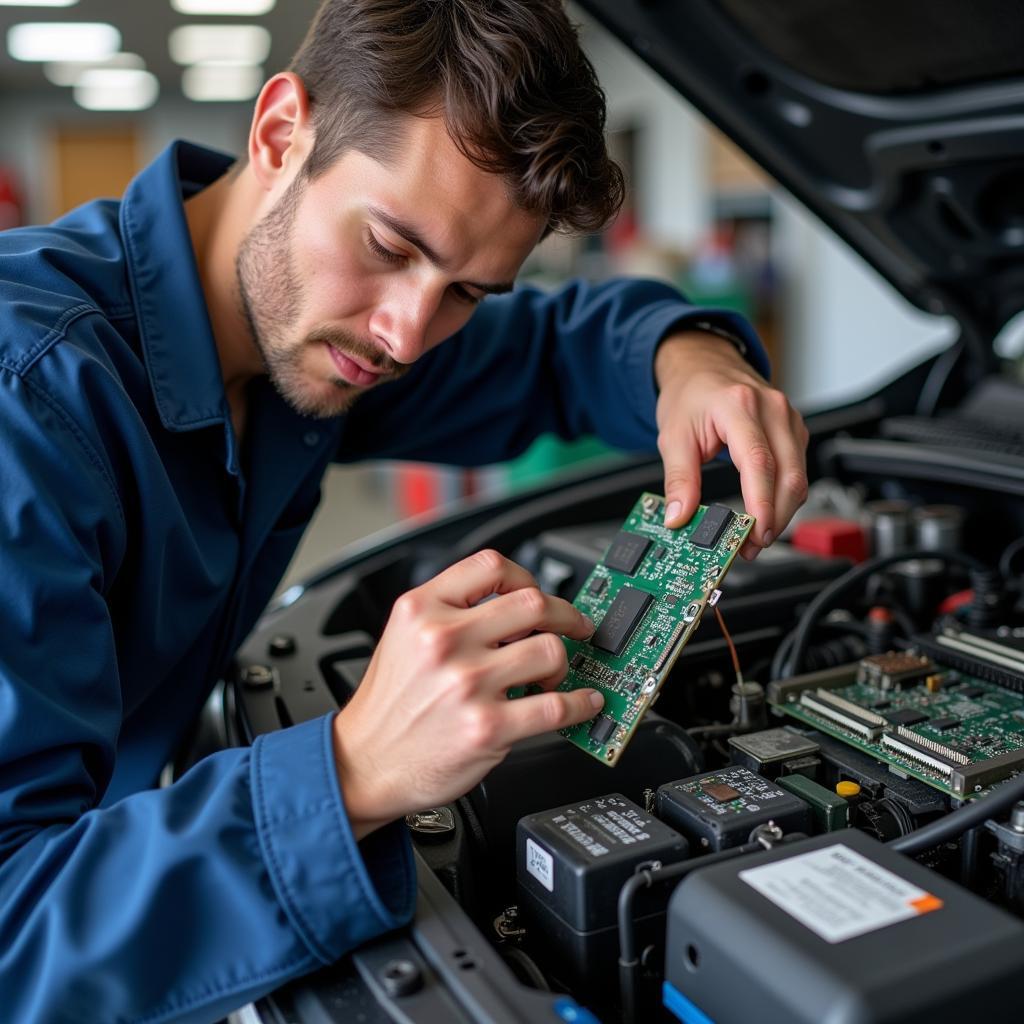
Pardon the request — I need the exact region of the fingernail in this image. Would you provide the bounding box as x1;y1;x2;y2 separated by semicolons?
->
664;500;682;525
581;614;596;636
588;690;604;710
763;530;774;547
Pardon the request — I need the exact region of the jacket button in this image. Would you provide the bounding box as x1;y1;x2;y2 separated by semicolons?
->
303;431;320;447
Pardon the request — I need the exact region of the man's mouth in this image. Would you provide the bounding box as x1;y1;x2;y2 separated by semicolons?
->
325;343;385;387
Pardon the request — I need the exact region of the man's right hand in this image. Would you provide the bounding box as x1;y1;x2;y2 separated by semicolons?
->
331;549;602;839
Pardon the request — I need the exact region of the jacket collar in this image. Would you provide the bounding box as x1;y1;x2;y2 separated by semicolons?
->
120;140;237;441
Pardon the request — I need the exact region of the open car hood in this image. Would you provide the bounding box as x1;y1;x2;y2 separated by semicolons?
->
578;0;1024;369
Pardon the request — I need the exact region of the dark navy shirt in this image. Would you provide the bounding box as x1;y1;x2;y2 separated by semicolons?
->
0;141;766;1022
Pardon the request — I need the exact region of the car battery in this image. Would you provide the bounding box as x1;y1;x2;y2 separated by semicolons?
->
516;793;689;996
656;765;812;852
663;829;1024;1024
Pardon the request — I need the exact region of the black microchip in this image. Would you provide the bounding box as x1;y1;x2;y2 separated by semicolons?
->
653;545;667;560
588;576;608;597
960;685;985;699
871;699;892;710
884;708;929;726
930;716;960;731
589;715;617;745
603;531;651;575
690;504;735;550
591;586;654;655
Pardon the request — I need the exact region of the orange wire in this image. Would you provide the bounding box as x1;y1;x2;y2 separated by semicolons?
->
714;604;742;682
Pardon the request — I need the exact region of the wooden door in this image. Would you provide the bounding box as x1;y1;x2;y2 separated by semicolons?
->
51;125;140;218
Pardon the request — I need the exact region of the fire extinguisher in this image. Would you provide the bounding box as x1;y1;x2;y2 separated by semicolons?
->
0;165;24;230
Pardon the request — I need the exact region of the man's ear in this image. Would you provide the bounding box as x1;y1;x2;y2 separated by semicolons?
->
247;72;313;192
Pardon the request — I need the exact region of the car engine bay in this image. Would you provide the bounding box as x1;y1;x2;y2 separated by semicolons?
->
216;364;1024;1023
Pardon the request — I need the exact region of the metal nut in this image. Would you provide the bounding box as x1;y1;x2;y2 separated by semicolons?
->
240;664;275;689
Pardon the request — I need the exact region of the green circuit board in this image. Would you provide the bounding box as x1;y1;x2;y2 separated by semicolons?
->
557;493;754;766
767;657;1024;799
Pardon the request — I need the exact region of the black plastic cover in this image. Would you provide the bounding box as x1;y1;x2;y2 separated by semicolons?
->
656;766;812;851
516;793;689;932
665;830;1024;1023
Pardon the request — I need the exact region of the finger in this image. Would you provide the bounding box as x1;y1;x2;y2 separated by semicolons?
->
480;631;572;692
496;686;604;746
761;402;810;540
426;549;538;608
660;432;705;529
468;587;595;646
713;402;776;548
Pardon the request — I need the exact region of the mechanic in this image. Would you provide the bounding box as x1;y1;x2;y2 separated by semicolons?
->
0;1;808;1021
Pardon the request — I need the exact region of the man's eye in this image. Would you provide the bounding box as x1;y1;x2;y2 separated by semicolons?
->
451;285;483;306
366;231;405;265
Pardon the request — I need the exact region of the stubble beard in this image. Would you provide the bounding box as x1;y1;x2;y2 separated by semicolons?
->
234;175;406;419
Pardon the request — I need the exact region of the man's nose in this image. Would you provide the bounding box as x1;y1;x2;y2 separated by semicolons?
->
369;284;441;365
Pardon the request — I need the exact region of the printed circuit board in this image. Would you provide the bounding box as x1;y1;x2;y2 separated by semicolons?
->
768;649;1024;799
557;493;754;766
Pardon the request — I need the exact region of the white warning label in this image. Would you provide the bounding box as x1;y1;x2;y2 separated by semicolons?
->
526;838;554;892
739;843;943;944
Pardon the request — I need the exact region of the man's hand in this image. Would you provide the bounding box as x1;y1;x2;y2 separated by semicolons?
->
332;549;601;839
655;330;809;559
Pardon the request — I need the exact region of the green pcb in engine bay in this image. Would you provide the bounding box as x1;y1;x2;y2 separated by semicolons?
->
767;654;1024;799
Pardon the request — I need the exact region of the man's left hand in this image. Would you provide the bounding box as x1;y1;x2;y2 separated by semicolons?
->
654;330;809;559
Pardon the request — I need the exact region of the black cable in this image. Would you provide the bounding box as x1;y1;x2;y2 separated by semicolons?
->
889;772;1024;855
783;549;985;677
617;834;810;1023
770;628;797;681
499;946;550;991
998;535;1024;582
887;605;919;642
770;617;880;683
617;843;760;1024
960;825;980;890
686;722;750;739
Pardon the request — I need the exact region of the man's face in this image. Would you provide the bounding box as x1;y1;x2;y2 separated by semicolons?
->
235;113;546;418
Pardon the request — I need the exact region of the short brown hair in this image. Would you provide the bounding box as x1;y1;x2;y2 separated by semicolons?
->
289;0;624;234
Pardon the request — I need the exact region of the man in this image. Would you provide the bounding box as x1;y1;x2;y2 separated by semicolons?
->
0;1;808;1021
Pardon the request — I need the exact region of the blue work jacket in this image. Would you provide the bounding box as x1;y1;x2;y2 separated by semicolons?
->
0;141;766;1023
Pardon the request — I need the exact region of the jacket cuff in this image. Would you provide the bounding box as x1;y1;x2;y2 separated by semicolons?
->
251;713;416;964
628;304;771;436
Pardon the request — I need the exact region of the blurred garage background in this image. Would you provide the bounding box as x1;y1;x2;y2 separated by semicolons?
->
0;0;954;588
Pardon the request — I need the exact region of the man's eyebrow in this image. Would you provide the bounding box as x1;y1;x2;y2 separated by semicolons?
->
368;206;515;296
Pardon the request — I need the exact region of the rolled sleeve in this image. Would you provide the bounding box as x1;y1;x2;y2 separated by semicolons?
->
251;713;416;964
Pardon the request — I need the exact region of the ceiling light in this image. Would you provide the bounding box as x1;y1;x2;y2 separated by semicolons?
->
73;68;159;111
45;52;145;88
182;62;264;102
169;24;271;65
8;21;119;62
0;1;79;7
171;0;276;14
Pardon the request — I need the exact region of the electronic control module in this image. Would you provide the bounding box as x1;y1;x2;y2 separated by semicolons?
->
767;642;1024;798
557;493;754;766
